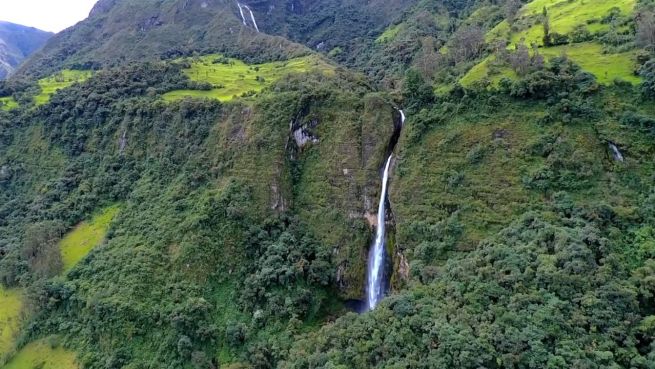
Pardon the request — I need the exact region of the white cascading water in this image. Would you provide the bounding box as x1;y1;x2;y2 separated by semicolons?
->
609;142;624;162
236;2;259;32
244;4;260;32
366;156;393;311
366;110;405;311
236;2;248;26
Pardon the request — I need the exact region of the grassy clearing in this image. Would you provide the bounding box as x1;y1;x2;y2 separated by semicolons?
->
376;24;403;43
486;20;511;42
60;205;120;271
460;56;518;87
468;0;639;86
1;338;77;369
524;0;634;18
512;0;635;45
0;97;18;111
541;42;641;84
0;287;22;359
162;55;333;102
35;70;93;106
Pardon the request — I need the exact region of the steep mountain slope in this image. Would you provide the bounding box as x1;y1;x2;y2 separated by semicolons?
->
2;0;655;368
0;22;52;79
1;30;398;367
17;0;419;80
17;0;308;78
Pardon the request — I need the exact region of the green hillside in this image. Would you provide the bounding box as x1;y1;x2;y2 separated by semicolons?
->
163;55;333;102
0;287;21;360
34;70;93;106
1;0;655;368
1;338;77;369
59;205;119;271
463;0;642;87
0;98;17;111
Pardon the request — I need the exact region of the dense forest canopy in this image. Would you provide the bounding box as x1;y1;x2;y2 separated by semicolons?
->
1;0;655;368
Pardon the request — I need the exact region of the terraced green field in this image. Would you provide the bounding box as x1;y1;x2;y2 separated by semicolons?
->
515;0;635;45
60;205;120;271
0;97;18;111
0;287;22;360
541;42;641;84
35;70;93;106
464;0;639;86
1;338;77;369
163;55;334;102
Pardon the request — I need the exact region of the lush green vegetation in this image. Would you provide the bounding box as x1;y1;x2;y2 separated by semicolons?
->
34;70;93;106
163;55;333;102
2;0;655;368
376;24;404;44
0;98;17;111
0;287;21;359
514;0;635;45
1;338;77;369
540;42;641;84
272;55;655;368
460;0;643;87
0;52;395;367
59;205;120;271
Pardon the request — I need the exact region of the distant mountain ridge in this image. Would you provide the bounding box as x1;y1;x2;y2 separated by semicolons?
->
0;21;52;79
14;0;415;79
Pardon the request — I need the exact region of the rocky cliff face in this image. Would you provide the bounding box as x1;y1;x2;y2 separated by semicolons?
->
0;22;52;79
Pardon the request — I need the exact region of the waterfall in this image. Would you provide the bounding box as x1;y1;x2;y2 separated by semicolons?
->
244;4;260;32
236;2;259;32
236;2;248;26
366;110;405;311
366;155;393;311
609;142;624;162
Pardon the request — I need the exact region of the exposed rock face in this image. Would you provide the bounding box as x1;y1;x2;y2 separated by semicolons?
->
609;142;624;162
270;183;287;211
396;250;410;282
292;116;320;149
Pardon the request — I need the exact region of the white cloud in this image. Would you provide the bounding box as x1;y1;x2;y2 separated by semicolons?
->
0;0;99;33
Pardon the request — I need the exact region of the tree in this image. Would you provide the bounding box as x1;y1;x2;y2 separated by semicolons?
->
505;0;522;25
22;221;65;278
414;37;440;78
506;43;544;76
542;7;552;46
640;59;655;99
450;26;486;63
509;43;532;75
402;69;434;113
636;10;655;52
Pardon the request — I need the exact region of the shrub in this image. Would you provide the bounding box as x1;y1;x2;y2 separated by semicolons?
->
640;59;655;99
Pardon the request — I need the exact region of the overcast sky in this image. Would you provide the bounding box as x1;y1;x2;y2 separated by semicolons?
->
1;0;99;33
